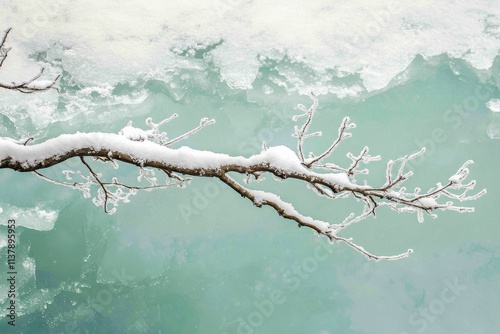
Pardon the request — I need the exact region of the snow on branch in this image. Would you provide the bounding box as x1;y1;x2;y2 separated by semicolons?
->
0;27;60;93
0;94;486;260
119;115;216;146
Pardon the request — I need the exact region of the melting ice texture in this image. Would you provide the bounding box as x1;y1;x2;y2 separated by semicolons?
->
0;204;58;236
0;3;499;332
0;0;499;134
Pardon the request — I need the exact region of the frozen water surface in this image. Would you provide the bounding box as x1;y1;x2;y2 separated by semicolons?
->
0;1;499;333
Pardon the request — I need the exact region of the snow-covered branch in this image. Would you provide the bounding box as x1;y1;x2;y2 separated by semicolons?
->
0;95;486;260
0;27;59;93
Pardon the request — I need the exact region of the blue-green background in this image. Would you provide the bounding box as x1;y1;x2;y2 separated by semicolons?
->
1;3;500;333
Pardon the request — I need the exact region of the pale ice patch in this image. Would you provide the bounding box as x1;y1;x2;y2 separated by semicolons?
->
22;257;36;276
329;85;364;99
486;99;500;112
262;85;274;95
487;122;500;139
209;42;262;90
487;108;500;139
25;97;60;129
0;204;58;231
78;85;114;98
0;234;7;249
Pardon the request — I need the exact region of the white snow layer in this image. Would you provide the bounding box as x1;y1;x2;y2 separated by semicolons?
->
417;197;438;208
0;133;356;189
118;125;149;142
1;0;499;92
27;80;56;89
252;189;330;231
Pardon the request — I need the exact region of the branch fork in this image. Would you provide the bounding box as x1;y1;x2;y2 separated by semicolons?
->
0;89;486;260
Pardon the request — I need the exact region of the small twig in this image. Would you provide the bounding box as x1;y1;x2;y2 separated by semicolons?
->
23;137;34;146
80;156;110;213
305;116;354;168
0;28;60;93
33;170;83;188
293;92;318;162
0;27;12;68
164;117;215;146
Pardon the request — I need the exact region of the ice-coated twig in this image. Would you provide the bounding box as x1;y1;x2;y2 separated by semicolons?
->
33;159;185;215
79;156;112;213
0;28;60;93
292;91;319;162
123;114;215;146
293;93;357;168
305;116;355;168
382;148;425;190
164;117;215;146
346;146;381;182
0;27;12;68
145;114;178;145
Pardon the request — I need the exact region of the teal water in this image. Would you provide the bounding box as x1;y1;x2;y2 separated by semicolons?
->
1;54;499;334
1;3;500;333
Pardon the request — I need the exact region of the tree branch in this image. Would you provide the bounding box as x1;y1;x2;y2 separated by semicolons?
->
0;95;486;260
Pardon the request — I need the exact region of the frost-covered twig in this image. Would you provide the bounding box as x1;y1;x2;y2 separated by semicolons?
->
345;146;381;182
306;116;355;168
0;27;60;93
144;114;178;145
0;27;12;68
292;91;319;162
119;115;215;146
164;117;215;146
34;160;185;215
